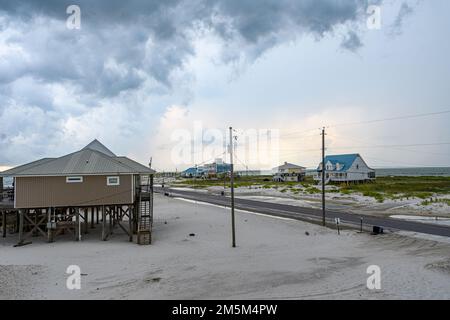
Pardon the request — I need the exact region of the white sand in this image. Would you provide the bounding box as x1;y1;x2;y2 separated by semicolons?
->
1;194;449;300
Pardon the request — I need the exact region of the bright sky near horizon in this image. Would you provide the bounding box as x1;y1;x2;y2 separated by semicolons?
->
0;0;449;171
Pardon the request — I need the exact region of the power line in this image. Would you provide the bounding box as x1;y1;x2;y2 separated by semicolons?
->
326;110;450;129
328;142;450;150
279;128;322;138
326;133;450;157
280;109;450;138
195;151;227;166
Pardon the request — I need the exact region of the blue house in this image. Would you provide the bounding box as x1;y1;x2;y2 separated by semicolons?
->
181;159;231;178
181;167;199;178
181;167;210;178
315;154;375;183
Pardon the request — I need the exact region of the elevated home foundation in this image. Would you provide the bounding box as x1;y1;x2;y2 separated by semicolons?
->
0;140;155;246
1;177;153;246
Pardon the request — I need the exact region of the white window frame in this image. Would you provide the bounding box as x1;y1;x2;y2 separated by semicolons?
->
66;176;83;183
107;176;120;186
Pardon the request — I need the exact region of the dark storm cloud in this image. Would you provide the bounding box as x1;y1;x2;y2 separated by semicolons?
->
0;0;375;164
0;0;372;95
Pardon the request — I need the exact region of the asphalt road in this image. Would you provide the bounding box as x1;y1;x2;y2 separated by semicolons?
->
156;187;450;237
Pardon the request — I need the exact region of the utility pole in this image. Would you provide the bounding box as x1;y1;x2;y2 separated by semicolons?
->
321;127;326;227
229;127;236;248
149;157;153;189
192;164;197;189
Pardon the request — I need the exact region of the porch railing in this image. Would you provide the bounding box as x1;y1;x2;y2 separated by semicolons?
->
1;188;14;202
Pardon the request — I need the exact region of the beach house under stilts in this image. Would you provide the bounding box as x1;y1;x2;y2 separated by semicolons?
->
0;139;155;246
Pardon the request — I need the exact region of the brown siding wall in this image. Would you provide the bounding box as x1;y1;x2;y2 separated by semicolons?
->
15;175;133;208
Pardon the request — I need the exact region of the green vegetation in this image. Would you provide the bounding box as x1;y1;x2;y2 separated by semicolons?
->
339;176;450;201
172;175;315;189
421;198;450;206
170;175;450;203
305;186;320;194
361;191;385;203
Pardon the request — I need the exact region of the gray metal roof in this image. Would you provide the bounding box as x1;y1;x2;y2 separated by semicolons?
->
82;139;116;157
114;157;153;173
0;140;155;177
276;162;306;170
0;158;55;177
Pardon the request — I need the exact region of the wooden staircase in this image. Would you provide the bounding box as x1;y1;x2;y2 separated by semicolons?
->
137;182;153;245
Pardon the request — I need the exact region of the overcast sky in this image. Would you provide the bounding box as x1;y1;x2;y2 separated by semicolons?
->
0;0;449;171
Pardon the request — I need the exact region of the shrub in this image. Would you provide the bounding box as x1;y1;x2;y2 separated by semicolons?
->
362;191;385;203
305;187;320;194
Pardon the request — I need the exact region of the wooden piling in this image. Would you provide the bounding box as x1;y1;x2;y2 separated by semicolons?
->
47;208;53;243
84;208;89;235
90;207;95;229
18;209;24;244
128;206;133;242
102;205;106;241
109;206;113;235
75;208;80;241
15;211;19;233
2;210;6;238
33;210;38;237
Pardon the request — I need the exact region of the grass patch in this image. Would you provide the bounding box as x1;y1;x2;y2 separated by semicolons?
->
171;176;450;202
421;198;450;206
305;187;320;194
362;191;385;203
339;176;450;199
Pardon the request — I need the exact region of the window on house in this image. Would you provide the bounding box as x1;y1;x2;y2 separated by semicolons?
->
66;176;83;183
107;176;120;186
356;164;359;170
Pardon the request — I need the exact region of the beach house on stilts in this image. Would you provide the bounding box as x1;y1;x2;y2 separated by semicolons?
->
0;140;155;246
315;154;375;184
